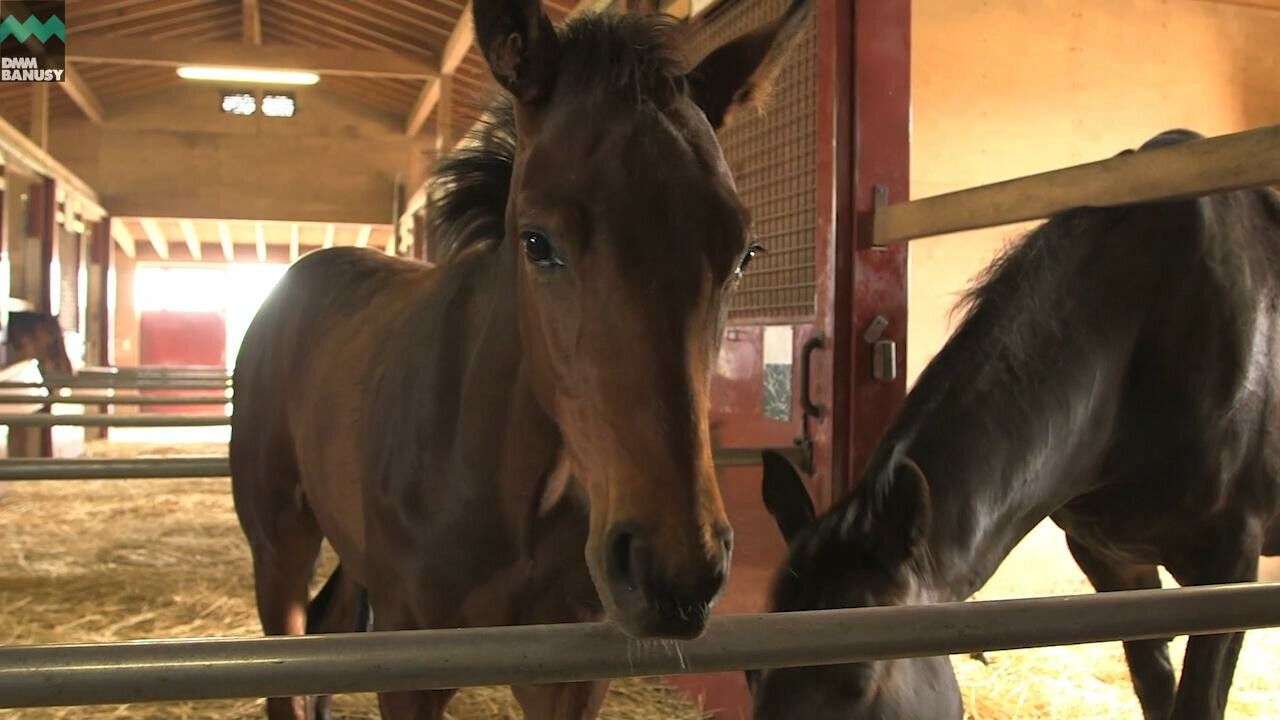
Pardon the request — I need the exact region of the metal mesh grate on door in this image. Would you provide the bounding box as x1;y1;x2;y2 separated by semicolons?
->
687;0;817;322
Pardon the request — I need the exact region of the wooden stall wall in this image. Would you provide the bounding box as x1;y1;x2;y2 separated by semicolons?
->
909;0;1280;385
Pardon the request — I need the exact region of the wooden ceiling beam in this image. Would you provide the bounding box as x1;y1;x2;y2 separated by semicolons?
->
406;1;474;136
92;4;238;39
70;0;216;33
355;225;372;248
259;12;387;53
217;221;235;262
255;223;267;262
322;225;336;249
179;219;202;260
271;0;432;57
242;0;262;45
303;0;448;42
69;37;437;81
345;0;453;36
111;220;137;259
289;223;300;262
60;65;104;125
139;219;170;260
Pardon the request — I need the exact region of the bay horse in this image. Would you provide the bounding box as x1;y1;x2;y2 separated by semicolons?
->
750;130;1280;720
4;311;73;378
230;1;811;718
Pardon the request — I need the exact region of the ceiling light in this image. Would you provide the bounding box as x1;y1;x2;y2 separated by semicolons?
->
178;66;320;85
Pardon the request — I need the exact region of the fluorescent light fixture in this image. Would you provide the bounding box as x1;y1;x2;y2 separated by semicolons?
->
261;93;296;118
178;66;320;85
221;92;257;116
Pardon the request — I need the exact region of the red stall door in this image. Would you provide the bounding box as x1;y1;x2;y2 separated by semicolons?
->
138;311;227;414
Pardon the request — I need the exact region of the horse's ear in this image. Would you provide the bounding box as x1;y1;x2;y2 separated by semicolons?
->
473;0;561;105
865;458;931;566
685;0;811;129
761;450;816;545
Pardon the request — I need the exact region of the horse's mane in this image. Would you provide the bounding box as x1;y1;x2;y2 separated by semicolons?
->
426;12;689;261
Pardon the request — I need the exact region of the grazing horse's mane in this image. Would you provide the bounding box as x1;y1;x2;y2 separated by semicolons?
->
427;12;690;261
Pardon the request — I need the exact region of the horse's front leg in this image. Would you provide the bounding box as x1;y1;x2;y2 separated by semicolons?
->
1166;527;1260;720
513;681;609;720
368;590;458;720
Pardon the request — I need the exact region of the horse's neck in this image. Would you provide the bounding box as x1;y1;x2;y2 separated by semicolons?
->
456;246;573;549
895;290;1141;603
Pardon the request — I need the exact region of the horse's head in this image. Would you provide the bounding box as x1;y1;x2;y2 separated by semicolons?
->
4;311;73;377
471;0;810;639
748;451;964;720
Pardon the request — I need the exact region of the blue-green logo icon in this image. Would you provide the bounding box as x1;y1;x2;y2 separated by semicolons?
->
0;15;65;43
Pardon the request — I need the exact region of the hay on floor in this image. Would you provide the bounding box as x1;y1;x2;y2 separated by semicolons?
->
951;521;1279;719
0;439;708;720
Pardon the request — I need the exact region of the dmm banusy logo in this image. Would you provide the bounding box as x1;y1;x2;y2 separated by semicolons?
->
0;1;65;83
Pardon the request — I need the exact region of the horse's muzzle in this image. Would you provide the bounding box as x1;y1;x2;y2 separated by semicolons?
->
604;522;732;639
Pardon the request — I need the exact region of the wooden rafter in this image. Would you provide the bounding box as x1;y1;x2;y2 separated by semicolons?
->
323;225;335;249
289;223;300;262
242;0;262;45
217;221;235;262
407;1;474;136
355;225;372;248
69;0;217;33
69;37;437;81
60;66;104;125
255;223;267;262
111;220;137;258
271;0;433;57
139;219;170;259
179;219;202;260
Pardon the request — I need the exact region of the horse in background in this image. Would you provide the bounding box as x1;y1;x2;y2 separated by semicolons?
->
231;1;811;718
3;311;73;378
750;129;1280;720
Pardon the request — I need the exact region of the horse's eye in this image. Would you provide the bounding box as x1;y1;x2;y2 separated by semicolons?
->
521;231;562;268
736;243;765;279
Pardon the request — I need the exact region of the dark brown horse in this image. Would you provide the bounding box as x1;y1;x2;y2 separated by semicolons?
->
750;130;1280;720
231;1;810;718
4;311;73;378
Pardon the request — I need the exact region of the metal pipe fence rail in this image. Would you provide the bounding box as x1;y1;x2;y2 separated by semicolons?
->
0;457;232;480
0;414;229;428
873;123;1280;245
0;379;231;391
0;394;231;405
0;583;1276;708
0;446;807;480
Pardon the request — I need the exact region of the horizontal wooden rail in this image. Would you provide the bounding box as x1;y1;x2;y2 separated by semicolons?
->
873;124;1280;245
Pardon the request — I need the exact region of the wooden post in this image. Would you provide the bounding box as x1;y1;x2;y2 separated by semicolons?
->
85;219;114;440
435;74;455;152
412;209;427;262
29;84;49;151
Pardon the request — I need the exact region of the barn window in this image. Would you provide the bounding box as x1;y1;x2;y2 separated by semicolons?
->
261;93;296;118
220;92;256;116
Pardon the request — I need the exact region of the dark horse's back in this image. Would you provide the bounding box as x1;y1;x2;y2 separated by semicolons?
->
230;247;438;584
1047;131;1280;562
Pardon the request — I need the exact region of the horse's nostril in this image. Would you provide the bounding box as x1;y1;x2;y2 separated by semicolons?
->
717;525;735;558
606;525;647;593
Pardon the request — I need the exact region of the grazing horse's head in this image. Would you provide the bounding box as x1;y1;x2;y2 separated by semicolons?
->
468;0;811;638
748;451;964;719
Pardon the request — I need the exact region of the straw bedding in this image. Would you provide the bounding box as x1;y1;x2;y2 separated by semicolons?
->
0;439;1275;718
0;439;707;720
